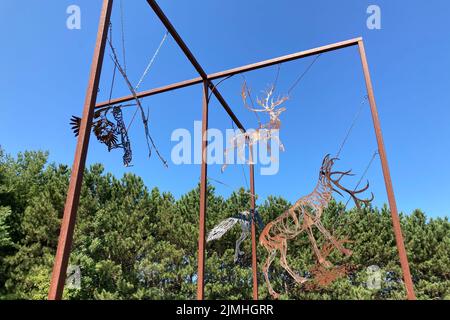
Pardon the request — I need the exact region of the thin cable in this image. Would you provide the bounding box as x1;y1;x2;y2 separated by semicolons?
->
241;74;261;126
231;119;250;191
287;54;321;95
343;151;379;208
127;31;169;132
207;74;234;102
273;64;281;91
135;30;169;91
119;0;127;73
335;95;369;158
107;64;117;106
332;151;379;235
207;177;254;198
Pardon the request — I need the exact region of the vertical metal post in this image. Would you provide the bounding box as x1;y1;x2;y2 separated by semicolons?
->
249;145;258;300
48;0;113;300
197;80;209;300
357;40;416;300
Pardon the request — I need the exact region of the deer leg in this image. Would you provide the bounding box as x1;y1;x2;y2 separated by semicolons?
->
234;225;249;263
315;221;352;256
306;225;333;268
279;240;308;284
262;248;280;299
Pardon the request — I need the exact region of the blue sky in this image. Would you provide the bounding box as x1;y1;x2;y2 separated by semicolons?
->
1;1;449;218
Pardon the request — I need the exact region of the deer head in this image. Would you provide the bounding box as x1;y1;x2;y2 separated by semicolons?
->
242;82;288;129
319;154;374;209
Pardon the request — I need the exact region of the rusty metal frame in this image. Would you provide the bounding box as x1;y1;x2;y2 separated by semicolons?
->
49;0;416;301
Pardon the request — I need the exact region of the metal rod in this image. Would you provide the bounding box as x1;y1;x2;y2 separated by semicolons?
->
357;40;416;300
249;144;258;300
48;0;113;300
95;37;361;110
197;81;209;300
145;0;245;132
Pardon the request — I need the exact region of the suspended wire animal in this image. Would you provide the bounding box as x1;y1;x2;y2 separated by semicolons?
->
207;210;264;263
70;106;132;166
222;82;287;172
70;22;169;167
259;154;373;299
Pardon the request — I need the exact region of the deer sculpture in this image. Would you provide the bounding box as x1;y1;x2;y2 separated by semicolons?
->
222;83;287;172
259;154;373;298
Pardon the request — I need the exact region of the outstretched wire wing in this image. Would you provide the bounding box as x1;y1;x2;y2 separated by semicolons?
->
207;217;241;242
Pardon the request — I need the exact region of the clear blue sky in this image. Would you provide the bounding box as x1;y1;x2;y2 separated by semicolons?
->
1;1;449;218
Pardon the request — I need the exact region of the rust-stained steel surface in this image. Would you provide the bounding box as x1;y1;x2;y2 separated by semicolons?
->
357;40;416;300
48;0;113;300
197;81;209;300
146;0;245;132
95;37;362;110
249;144;258;300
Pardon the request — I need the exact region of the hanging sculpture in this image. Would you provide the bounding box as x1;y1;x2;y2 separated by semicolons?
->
70;23;168;168
207;210;264;263
70;105;132;166
259;154;373;298
222;82;287;172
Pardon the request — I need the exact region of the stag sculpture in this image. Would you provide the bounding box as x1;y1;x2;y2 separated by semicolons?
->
259;154;373;298
222;83;287;172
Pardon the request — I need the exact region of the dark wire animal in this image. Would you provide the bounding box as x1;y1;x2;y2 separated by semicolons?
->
259;154;373;299
70;105;132;167
207;210;264;263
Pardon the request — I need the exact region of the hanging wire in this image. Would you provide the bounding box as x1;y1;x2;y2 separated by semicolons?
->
126;31;170;131
108;30;168;167
241;74;261;126
119;0;127;73
207;75;234;102
343;151;379;208
273;63;281;91
108;64;117;106
287;54;321;95
329;150;379;237
335;95;369;158
230;119;250;191
135;30;169;91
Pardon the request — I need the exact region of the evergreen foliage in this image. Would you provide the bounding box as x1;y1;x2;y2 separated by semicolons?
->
0;148;448;300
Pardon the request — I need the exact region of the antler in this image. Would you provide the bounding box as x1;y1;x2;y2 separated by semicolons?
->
330;170;374;209
242;82;267;113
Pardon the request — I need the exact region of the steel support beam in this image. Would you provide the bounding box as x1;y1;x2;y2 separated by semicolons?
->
357;40;416;300
95;37;361;110
145;0;247;299
249;145;258;300
146;0;245;132
48;0;113;300
197;81;209;300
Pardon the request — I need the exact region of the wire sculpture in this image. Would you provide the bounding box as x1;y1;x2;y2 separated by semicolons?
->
70;105;132;167
259;154;373;299
222;82;287;172
207;210;264;263
303;238;354;290
112;106;132;167
70;22;168;167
